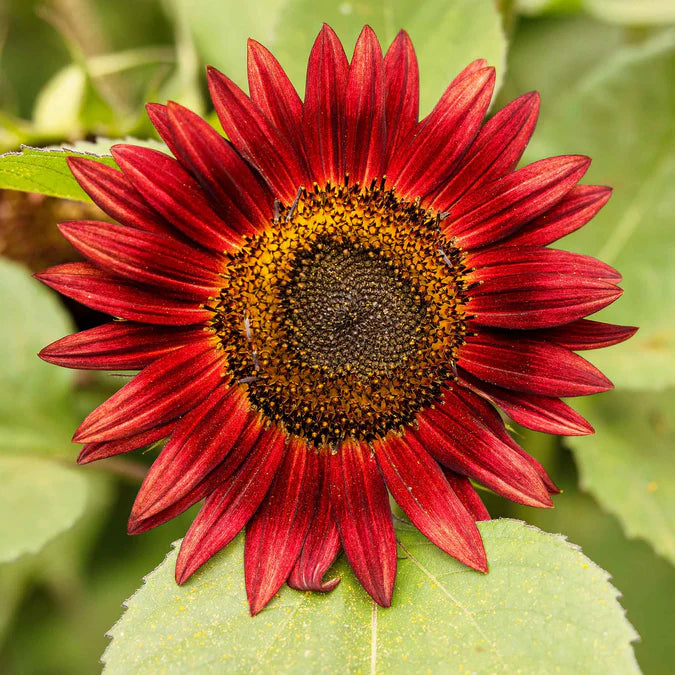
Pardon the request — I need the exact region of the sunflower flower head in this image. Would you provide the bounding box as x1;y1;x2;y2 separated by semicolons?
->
37;24;636;615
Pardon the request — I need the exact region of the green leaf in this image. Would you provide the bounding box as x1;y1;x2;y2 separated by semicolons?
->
520;31;675;390
178;0;508;116
0;258;81;454
0;137;169;201
567;390;675;566
0;146;117;201
0;455;88;563
103;520;638;673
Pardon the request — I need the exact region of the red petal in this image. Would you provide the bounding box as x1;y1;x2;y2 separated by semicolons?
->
35;263;212;325
145;103;181;158
245;438;321;615
414;387;552;507
303;24;349;186
247;39;308;168
536;319;638;351
73;337;225;443
39;322;206;370
447;155;591;249
128;412;265;535
174;425;286;582
207;66;307;201
503;185;612;247
77;422;174;464
466;274;622;330
58;220;222;298
387;64;495;199
66;157;175;236
431;92;540;210
166;101;273;235
467;246;621;284
373;433;487;572
441;470;490;521
288;452;341;593
130;384;252;521
111;144;242;252
344;26;386;186
458;332;613;397
329;438;397;607
460;372;594;436
383;30;419;163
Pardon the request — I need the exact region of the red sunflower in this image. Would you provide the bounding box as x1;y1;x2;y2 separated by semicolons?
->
37;24;635;615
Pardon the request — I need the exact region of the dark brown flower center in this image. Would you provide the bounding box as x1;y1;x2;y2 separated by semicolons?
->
211;182;469;448
285;239;426;377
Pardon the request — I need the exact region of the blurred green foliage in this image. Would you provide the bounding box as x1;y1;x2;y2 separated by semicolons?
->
0;1;673;673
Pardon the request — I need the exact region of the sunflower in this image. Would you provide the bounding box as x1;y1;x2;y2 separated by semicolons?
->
37;24;635;615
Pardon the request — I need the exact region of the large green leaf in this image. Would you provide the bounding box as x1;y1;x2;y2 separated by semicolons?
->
0;137;169;202
520;31;675;390
103;520;638;673
0;455;88;564
567;390;675;566
178;0;507;115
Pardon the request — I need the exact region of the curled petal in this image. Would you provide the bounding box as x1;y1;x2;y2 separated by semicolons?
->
414;386;552;507
288;452;341;593
245;438;321;615
78;422;174;465
329;438;397;607
536;319;638;351
460;372;594;437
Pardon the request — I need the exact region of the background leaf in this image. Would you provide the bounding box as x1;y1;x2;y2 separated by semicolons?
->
512;29;675;390
0;455;88;563
0;258;80;454
103;520;638;673
177;0;508;116
566;390;675;565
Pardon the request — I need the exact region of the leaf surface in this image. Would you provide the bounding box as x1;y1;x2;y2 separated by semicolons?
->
0;455;88;563
103;520;638;673
567;390;675;565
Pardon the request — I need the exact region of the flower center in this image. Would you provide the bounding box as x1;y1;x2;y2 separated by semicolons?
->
285;239;426;377
211;182;469;448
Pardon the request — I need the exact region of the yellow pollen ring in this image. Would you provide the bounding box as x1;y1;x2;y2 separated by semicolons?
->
210;181;469;449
